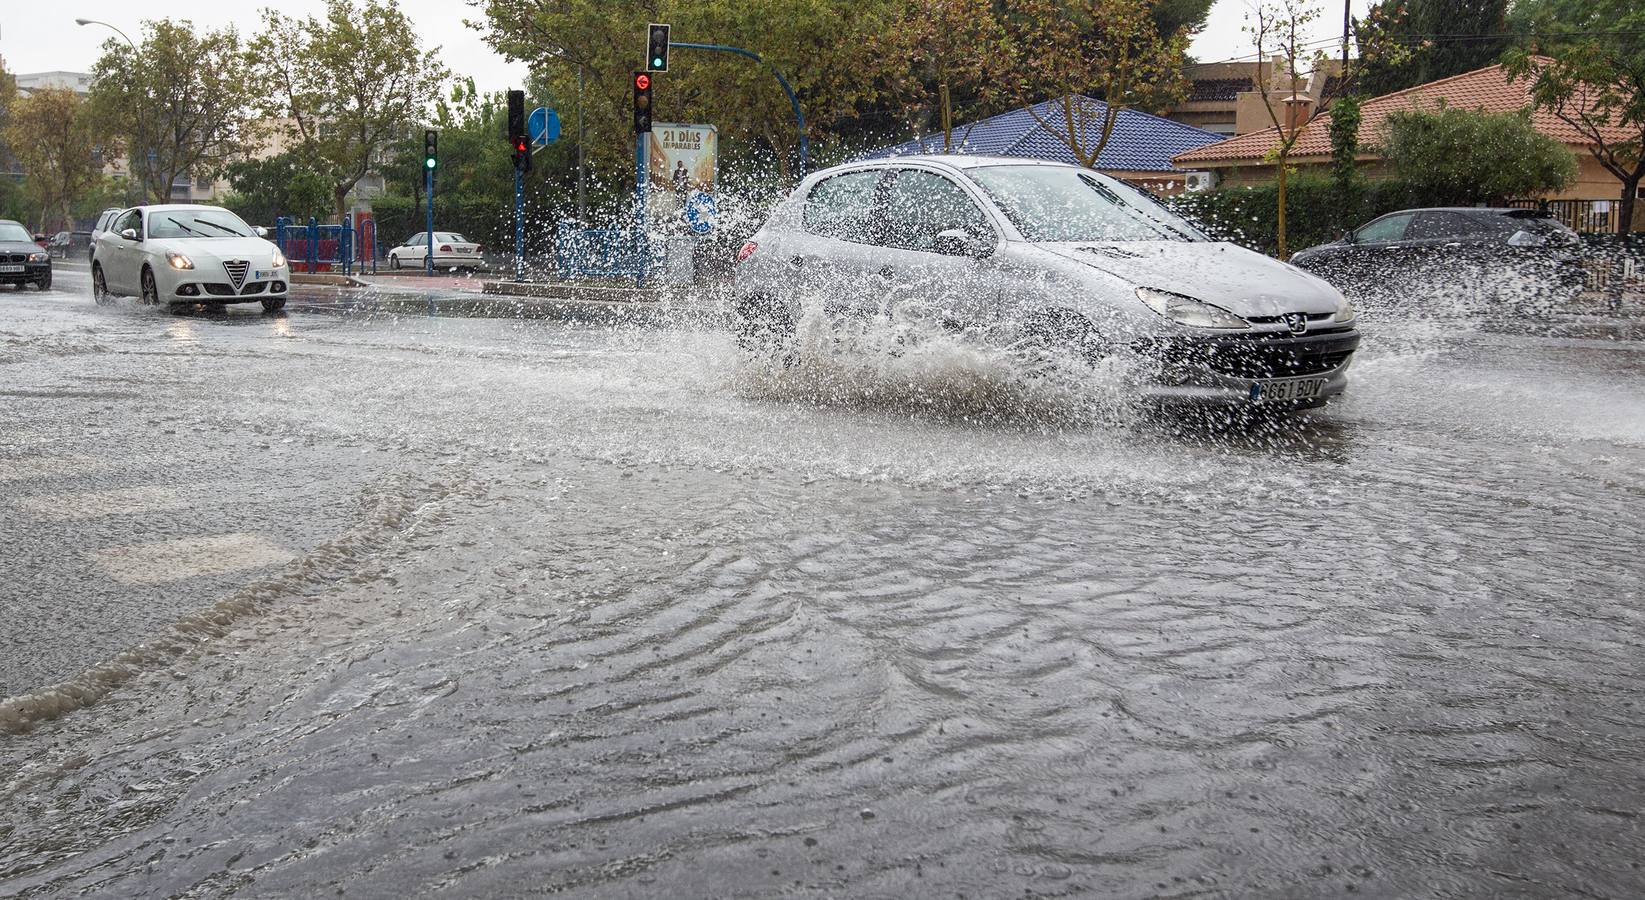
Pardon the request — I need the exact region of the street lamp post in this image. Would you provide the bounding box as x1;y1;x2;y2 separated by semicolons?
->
74;18;136;50
76;18;141;204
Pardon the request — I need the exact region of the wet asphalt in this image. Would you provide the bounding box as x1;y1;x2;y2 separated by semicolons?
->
1;265;1643;898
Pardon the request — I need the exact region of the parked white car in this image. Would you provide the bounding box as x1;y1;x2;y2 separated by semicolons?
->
91;205;291;312
387;232;484;271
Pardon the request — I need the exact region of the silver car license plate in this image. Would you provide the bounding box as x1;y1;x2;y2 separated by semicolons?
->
0;265;22;273
1253;378;1325;402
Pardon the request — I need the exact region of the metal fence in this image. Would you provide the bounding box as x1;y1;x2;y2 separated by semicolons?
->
1507;198;1626;234
555;223;660;279
274;216;379;276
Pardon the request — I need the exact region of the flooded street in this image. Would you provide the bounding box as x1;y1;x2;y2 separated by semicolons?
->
3;279;1644;897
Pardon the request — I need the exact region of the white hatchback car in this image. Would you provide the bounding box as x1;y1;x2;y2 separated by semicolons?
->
387;232;484;271
92;205;291;312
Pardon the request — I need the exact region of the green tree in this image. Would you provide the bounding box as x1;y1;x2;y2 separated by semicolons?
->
1246;0;1410;258
87;19;254;204
1357;0;1511;96
872;0;1015;151
1379;104;1578;204
1005;0;1191;168
248;0;449;221
4;88;102;232
1506;0;1645;234
478;0;897;187
1328;94;1363;229
222;152;335;225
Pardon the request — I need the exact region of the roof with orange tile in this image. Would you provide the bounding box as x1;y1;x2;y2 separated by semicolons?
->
1173;61;1631;167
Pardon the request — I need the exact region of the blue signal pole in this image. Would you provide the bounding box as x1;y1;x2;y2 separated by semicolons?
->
425;165;435;277
514;168;525;282
635;132;647;283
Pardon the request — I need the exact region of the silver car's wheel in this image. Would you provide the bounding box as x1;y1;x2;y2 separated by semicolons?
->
1023;309;1107;362
140;267;160;305
734;295;795;355
92;264;112;305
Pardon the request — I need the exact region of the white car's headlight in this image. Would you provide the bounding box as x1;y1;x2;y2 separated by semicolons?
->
167;252;194;270
1332;297;1356;322
270;248;287;268
1135;287;1249;330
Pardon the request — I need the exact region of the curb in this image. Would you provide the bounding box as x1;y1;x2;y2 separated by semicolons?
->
290;273;368;288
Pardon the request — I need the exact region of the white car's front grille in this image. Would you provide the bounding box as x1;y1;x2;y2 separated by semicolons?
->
223;259;249;291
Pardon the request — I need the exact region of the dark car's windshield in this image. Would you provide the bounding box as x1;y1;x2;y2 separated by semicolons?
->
0;223;32;243
969;165;1205;242
148;208;255;240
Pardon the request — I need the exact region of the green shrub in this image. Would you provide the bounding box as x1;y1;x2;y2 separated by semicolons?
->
1380;105;1578;206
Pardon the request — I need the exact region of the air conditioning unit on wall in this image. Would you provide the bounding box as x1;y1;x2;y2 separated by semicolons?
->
1184;171;1217;193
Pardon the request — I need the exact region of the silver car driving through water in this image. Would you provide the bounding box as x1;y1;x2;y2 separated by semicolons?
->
733;155;1360;408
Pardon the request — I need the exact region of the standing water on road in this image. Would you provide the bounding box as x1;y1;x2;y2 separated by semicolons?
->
2;278;1644;897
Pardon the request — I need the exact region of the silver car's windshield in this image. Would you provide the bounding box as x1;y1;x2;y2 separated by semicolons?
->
149;209;255;240
969;166;1204;243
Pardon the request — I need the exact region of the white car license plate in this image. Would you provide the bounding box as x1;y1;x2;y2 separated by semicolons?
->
1253;378;1325;402
0;265;22;273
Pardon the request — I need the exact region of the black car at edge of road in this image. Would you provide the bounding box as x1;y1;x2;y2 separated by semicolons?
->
0;219;53;291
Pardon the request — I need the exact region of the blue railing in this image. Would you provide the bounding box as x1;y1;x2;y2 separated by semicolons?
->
274;216;377;275
555;222;660;279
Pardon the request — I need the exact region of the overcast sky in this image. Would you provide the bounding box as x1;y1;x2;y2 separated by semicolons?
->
2;0;1375;95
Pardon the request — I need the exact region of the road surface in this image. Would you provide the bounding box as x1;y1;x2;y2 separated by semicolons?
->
2;264;1643;897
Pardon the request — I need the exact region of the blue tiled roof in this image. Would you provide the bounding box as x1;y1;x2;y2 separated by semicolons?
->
862;96;1223;172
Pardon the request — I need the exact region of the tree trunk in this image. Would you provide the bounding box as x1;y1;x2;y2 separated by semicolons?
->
1276;154;1290;260
1617;176;1639;236
333;185;349;225
940;83;953;152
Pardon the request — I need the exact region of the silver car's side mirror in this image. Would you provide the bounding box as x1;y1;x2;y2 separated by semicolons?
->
120;228;139;241
254;226;269;238
934;228;992;259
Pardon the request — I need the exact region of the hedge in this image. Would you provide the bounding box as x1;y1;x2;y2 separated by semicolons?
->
1171;176;1423;257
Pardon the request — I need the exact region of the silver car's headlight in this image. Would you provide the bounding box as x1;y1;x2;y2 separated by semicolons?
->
271;248;287;268
1135;287;1249;330
1332;297;1356;322
167;252;195;270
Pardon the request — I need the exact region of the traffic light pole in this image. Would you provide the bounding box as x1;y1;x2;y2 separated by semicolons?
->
425;165;435;277
514;169;525;282
667;42;808;178
635;132;647;284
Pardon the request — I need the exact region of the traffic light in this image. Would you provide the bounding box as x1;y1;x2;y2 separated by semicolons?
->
646;23;670;72
633;71;652;133
423;128;438;170
506;89;530;173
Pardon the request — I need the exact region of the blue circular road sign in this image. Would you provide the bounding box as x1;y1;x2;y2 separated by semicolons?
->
684;191;717;235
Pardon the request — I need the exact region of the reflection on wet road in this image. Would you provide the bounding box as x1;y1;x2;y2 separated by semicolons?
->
2;283;1643;897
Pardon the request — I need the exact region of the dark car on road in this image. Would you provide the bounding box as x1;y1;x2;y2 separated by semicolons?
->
48;230;94;260
1290;207;1586;305
0;220;53;291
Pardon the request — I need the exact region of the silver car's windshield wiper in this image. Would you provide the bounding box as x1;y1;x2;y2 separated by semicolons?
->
1079;176;1191;242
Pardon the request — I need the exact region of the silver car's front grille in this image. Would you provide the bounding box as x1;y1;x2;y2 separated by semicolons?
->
223;260;249;291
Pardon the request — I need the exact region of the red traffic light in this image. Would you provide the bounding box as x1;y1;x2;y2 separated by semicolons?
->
634;73;651;91
514;138;528;153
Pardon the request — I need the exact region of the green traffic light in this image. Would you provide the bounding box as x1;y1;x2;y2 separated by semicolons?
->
425;158;436;169
652;57;663;68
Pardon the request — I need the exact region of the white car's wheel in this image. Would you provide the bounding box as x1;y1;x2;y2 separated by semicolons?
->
390;254;402;270
140;266;160;306
92;264;113;305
